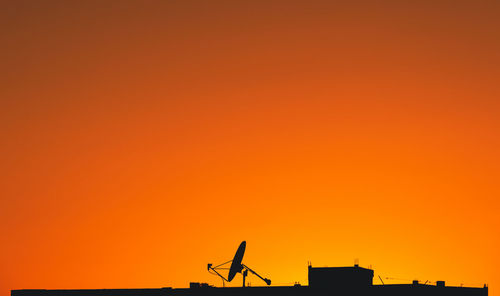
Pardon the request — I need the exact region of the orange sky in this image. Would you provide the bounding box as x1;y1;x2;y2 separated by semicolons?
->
1;1;499;296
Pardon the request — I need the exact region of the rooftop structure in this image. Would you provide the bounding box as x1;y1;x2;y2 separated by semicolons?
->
12;264;488;296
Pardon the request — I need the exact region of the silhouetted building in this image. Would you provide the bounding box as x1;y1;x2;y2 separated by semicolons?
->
308;265;374;287
11;265;488;296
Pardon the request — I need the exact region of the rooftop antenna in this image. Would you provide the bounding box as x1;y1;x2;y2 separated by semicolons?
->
208;241;271;287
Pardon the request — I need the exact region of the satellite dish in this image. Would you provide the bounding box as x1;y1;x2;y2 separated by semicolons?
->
228;241;246;282
207;241;271;287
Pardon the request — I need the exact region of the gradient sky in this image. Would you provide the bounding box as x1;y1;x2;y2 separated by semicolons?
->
1;1;499;296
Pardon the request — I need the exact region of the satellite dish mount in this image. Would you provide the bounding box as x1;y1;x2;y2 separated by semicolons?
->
208;241;271;287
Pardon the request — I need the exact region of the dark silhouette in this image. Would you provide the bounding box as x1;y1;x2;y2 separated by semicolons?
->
208;241;271;287
10;264;489;296
12;241;488;296
308;265;373;287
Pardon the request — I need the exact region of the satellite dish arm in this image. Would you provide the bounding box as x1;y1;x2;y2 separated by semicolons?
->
242;264;271;285
209;267;229;282
212;260;233;269
208;262;231;282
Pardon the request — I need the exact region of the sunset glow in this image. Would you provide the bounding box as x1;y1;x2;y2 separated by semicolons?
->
1;2;499;296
